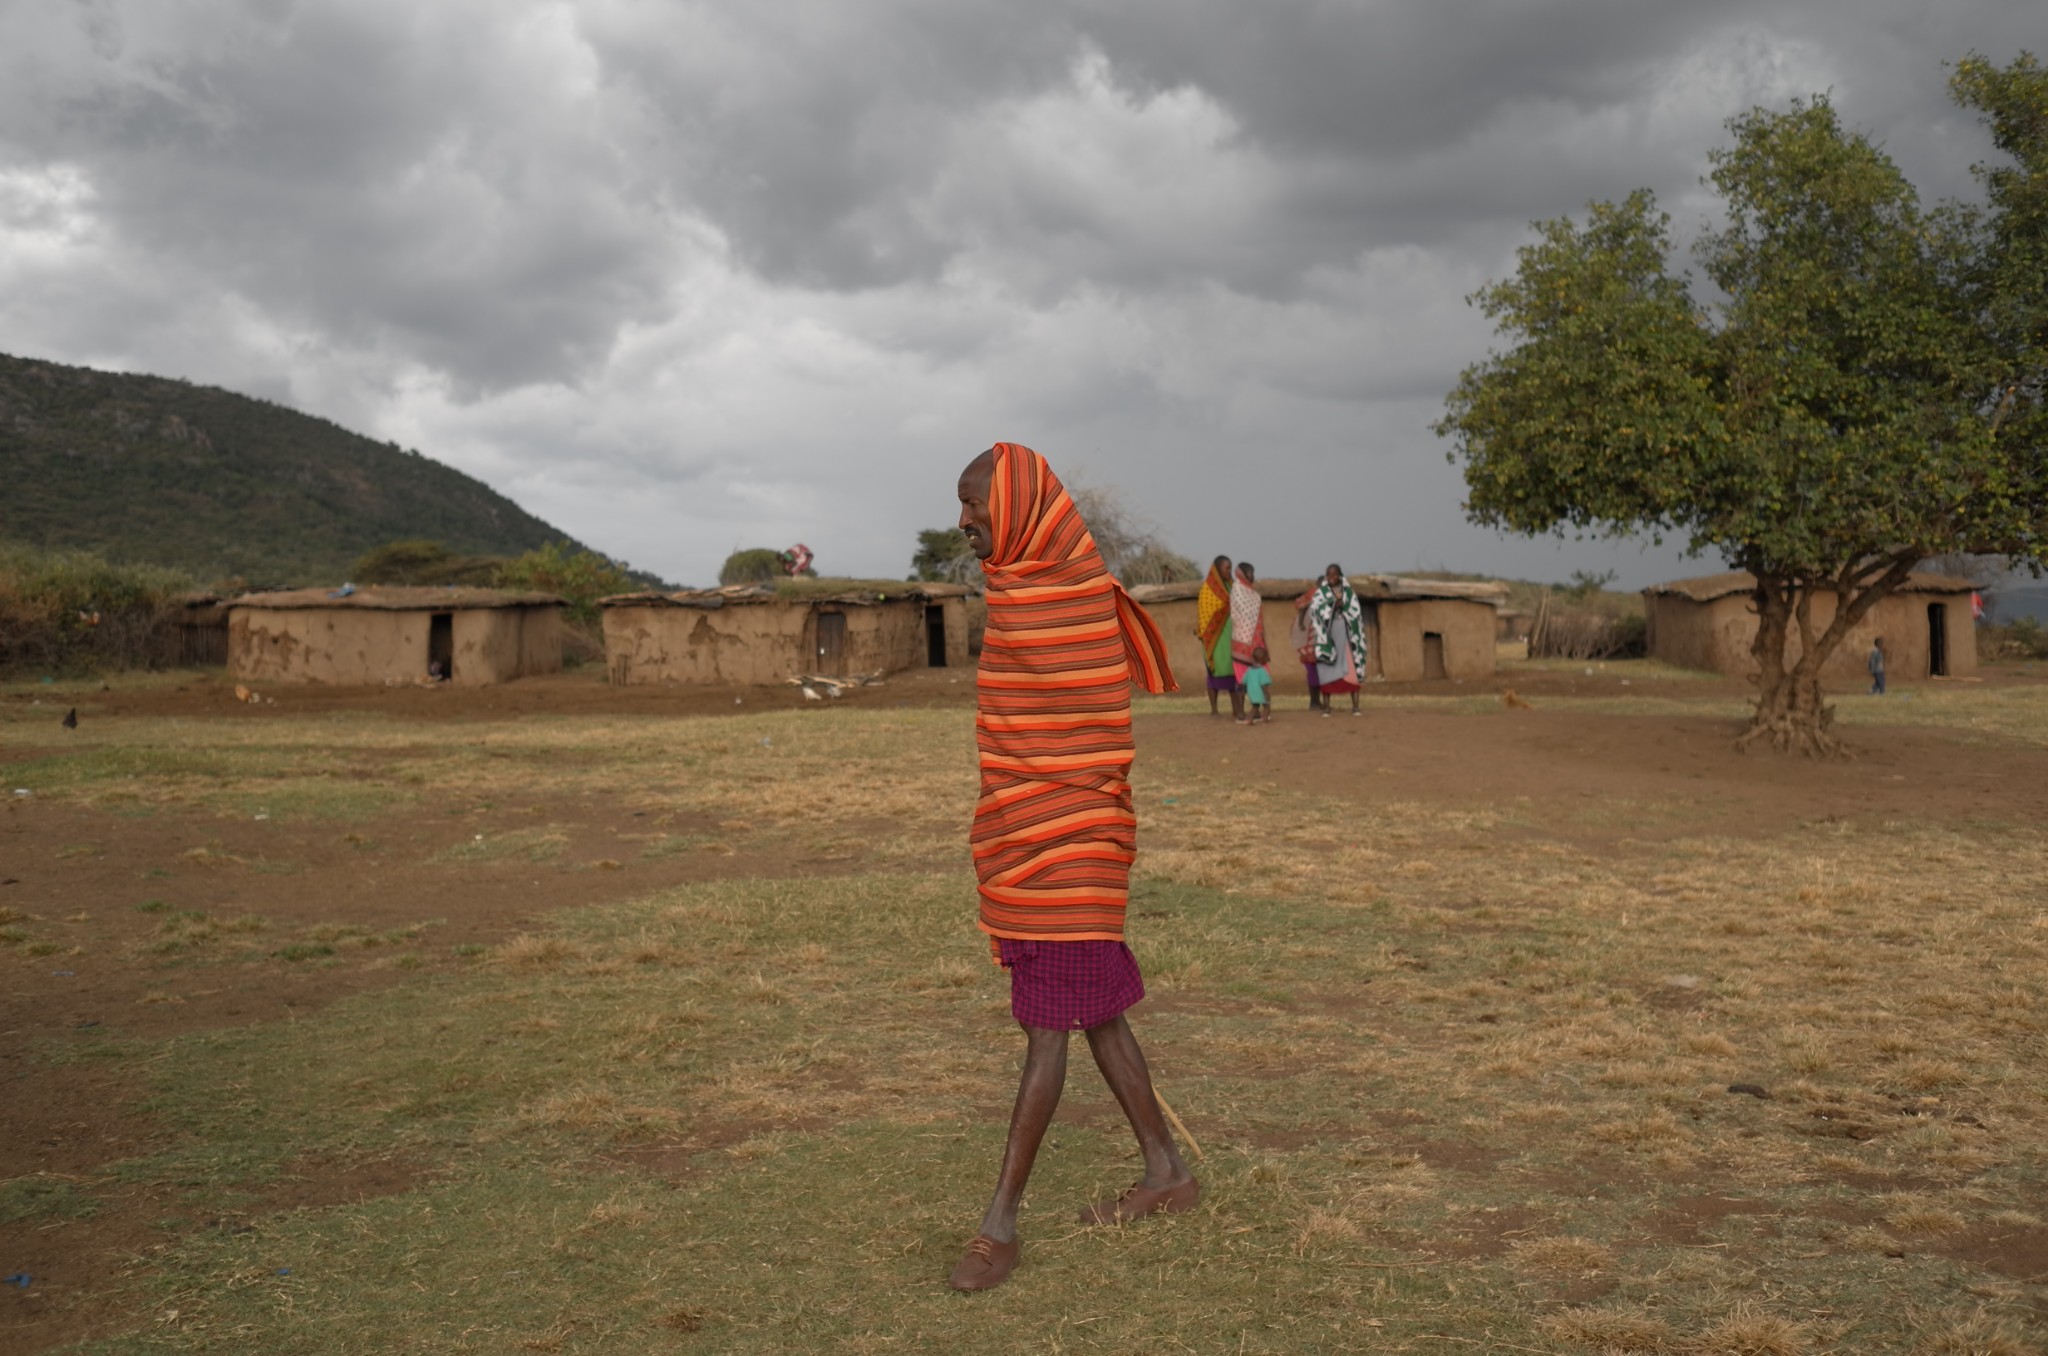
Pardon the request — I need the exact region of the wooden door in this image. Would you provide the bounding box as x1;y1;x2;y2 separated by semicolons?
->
815;610;847;676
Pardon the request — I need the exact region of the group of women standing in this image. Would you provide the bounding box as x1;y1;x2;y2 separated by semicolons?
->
1196;559;1368;718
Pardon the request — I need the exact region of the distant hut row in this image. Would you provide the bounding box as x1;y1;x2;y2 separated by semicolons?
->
1643;571;1977;680
599;583;972;684
202;568;1979;687
214;582;971;687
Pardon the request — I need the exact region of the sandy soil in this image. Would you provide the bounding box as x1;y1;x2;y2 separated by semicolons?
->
3;664;2044;1351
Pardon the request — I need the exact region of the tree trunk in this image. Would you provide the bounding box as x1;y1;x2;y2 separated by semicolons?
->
1734;557;1918;758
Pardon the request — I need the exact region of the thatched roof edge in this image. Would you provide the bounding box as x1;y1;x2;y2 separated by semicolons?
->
226;586;564;611
1644;570;1980;603
599;581;974;610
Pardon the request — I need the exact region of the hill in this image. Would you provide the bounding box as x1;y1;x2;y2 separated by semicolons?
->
0;352;596;585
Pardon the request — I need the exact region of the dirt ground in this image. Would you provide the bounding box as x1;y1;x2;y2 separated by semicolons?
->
4;664;2045;1352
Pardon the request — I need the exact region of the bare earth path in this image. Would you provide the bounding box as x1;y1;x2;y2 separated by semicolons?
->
3;664;2045;1351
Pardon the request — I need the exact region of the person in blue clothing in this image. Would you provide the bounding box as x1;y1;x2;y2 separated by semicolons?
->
1242;644;1274;723
1868;636;1887;695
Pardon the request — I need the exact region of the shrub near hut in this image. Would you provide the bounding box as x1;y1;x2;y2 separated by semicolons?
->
0;541;196;676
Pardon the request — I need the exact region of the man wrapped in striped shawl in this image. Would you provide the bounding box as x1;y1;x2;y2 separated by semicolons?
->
947;443;1199;1292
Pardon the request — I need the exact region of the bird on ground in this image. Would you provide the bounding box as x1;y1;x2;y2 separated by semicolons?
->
802;686;821;701
61;708;77;729
826;685;842;698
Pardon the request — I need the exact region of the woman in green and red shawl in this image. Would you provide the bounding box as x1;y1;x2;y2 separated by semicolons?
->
1195;555;1243;720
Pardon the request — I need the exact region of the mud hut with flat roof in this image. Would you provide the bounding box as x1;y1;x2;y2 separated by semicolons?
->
1642;571;1978;680
226;586;565;686
599;581;973;685
1127;575;1506;688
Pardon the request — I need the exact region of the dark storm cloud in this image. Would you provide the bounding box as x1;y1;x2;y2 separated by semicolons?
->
3;1;676;389
1;0;2039;587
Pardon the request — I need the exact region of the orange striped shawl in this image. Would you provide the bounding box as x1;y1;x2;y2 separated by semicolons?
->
973;443;1176;947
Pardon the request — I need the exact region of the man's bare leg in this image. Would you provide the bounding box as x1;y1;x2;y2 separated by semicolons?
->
975;1025;1070;1243
1083;1015;1191;1189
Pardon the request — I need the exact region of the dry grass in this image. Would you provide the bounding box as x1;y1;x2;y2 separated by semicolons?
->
12;684;2048;1353
1910;1307;2044;1356
1540;1305;1676;1352
1508;1234;1613;1275
1692;1305;1813;1355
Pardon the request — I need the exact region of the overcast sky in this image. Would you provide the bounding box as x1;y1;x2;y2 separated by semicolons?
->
1;2;2037;587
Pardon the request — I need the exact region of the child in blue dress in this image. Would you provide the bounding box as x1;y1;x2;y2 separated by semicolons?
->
1243;645;1274;724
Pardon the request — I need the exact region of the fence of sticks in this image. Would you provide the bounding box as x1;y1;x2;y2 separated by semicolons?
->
1526;590;1642;661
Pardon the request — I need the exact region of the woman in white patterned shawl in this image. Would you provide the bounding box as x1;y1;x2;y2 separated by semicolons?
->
1308;563;1367;717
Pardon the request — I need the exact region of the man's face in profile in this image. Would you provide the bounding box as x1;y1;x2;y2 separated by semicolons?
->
958;450;995;560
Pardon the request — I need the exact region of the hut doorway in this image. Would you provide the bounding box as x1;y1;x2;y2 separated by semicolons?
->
925;605;948;667
428;612;454;681
1422;631;1447;680
815;610;847;676
1927;603;1948;677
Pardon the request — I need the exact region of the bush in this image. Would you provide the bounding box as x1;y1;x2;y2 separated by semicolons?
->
1982;617;2048;661
494;542;632;628
719;549;786;586
351;540;500;586
0;541;197;676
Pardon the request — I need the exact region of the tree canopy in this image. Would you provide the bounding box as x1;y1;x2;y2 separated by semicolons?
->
910;484;1197;586
494;541;633;626
911;528;979;584
1436;53;2048;753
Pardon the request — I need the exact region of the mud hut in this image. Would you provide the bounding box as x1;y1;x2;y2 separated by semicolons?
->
600;582;973;685
226;587;565;686
1127;575;1505;689
1642;571;1978;680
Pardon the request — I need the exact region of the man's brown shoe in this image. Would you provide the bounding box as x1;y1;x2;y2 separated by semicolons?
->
1078;1177;1200;1225
948;1234;1020;1291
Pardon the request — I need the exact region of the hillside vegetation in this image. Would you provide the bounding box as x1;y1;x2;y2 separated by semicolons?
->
0;352;592;585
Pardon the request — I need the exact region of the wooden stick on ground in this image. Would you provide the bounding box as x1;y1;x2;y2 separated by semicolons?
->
1154;1090;1205;1163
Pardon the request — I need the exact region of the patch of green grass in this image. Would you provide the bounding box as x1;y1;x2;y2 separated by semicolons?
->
274;943;336;963
431;825;572;864
1835;679;2048;747
0;1175;100;1226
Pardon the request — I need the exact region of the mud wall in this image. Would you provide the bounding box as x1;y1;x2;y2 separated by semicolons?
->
1374;599;1497;682
1647;591;1976;681
229;606;562;686
450;606;564;685
230;608;428;685
604;600;945;685
836;604;925;678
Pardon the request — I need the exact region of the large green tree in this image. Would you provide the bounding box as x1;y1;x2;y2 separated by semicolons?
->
1437;55;2048;754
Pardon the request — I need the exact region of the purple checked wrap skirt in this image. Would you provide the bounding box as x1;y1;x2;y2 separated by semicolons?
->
996;938;1145;1030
